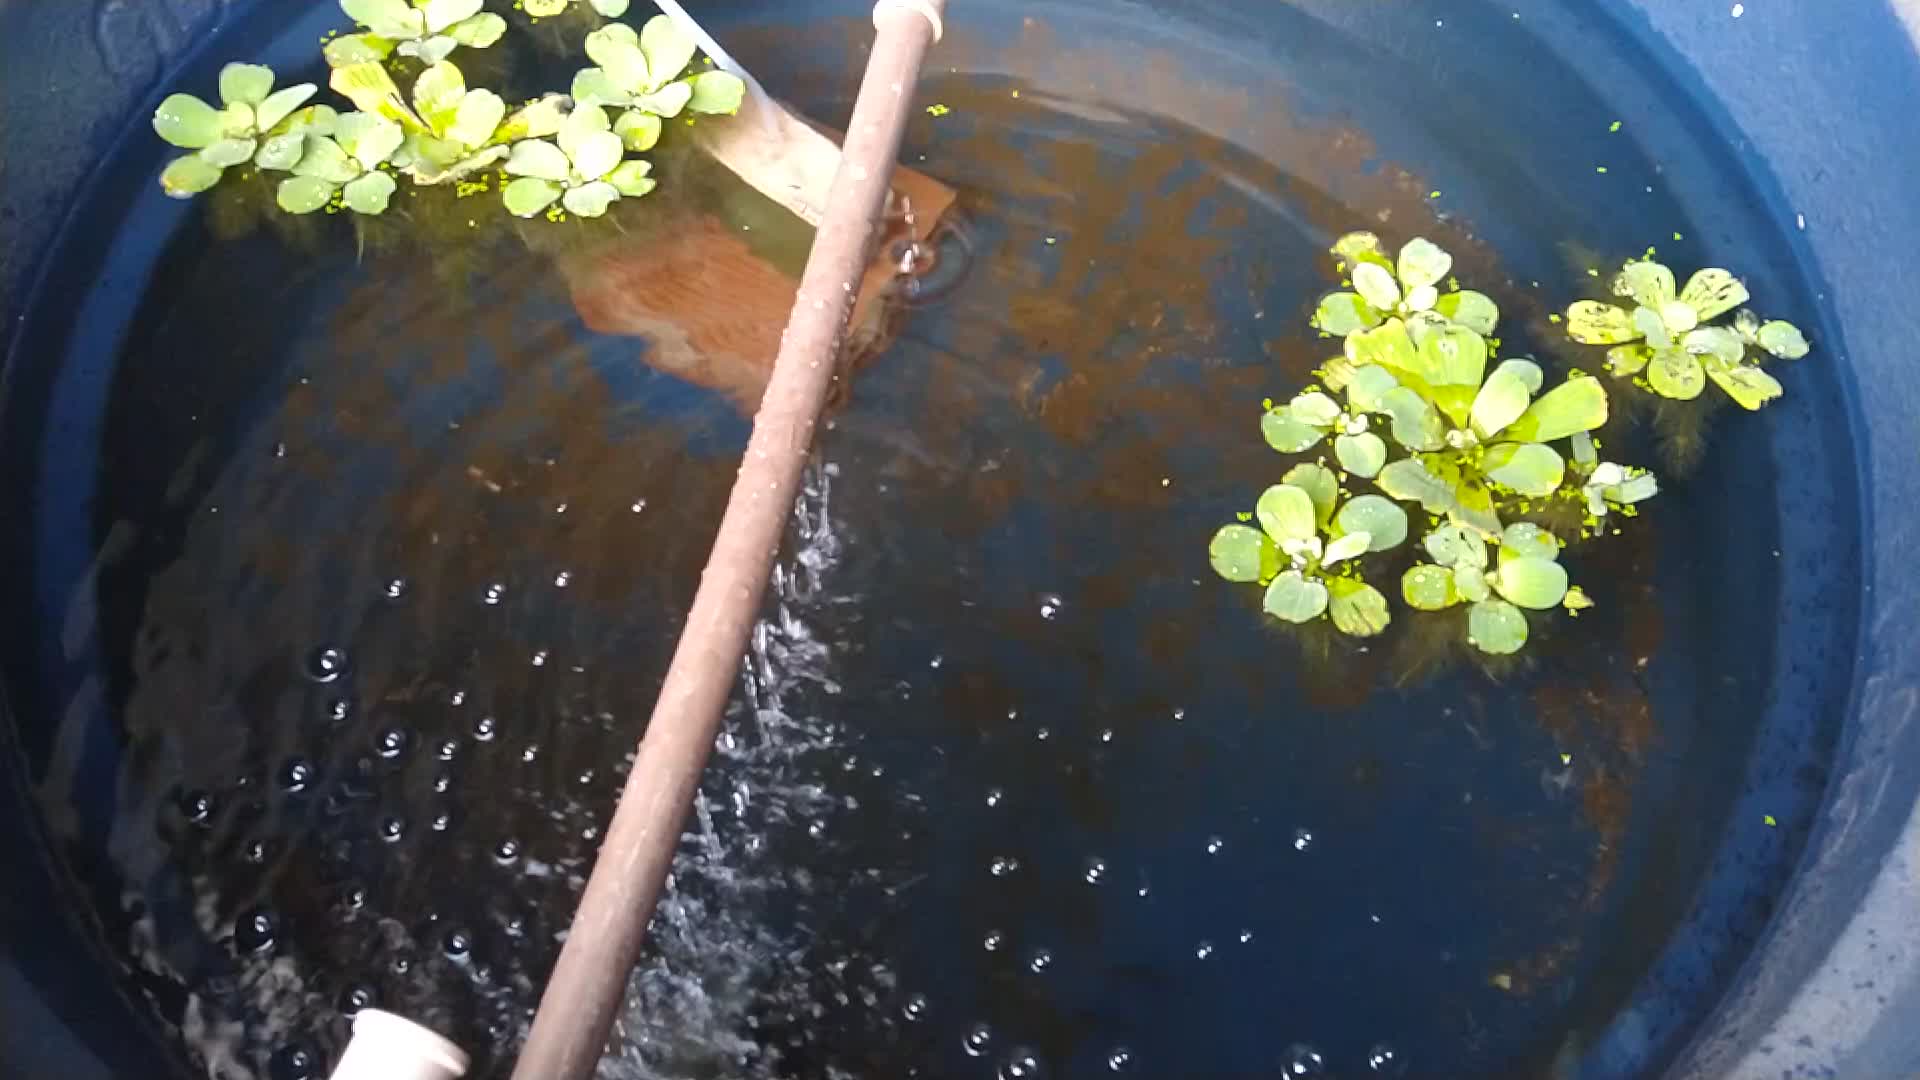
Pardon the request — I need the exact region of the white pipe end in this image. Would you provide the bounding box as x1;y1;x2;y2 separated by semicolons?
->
873;0;944;41
328;1010;470;1080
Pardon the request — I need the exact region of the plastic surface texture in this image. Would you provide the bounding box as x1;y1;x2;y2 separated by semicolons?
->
1;1;1917;1078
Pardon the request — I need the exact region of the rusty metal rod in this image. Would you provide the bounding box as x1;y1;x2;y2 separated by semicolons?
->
509;4;946;1078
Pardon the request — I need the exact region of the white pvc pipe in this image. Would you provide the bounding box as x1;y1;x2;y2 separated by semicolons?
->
329;1010;469;1080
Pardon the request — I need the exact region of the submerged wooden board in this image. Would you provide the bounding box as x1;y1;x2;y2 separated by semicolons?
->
564;102;957;413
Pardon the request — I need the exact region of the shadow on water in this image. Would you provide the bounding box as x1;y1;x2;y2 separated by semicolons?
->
6;3;1852;1080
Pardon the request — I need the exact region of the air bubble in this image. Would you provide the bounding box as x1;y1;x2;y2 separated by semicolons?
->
963;1023;993;1057
181;790;215;826
630;498;647;513
431;810;452;832
531;650;548;667
325;698;352;724
1027;948;1052;973
379;816;406;842
245;839;270;864
278;759;313;793
383;578;407;600
443;929;472;958
376;727;409;759
1195;940;1214;960
983;930;1003;952
521;744;540;763
989;855;1019;877
1083;858;1107;885
1283;1044;1327;1076
339;983;376;1015
437;739;459;761
1293;828;1315;852
1366;1043;1404;1074
1171;707;1187;722
482;583;506;605
1106;1047;1133;1072
473;716;497;741
269;1043;316;1080
554;571;572;588
985;788;1004;807
1000;1048;1043;1079
901;993;928;1021
1038;593;1063;619
1206;836;1225;855
1036;727;1050;741
1239;929;1254;944
306;646;348;683
494;838;520;862
235;908;276;953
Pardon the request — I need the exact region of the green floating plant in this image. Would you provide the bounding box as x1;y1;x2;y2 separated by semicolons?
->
1215;232;1667;657
573;16;748;132
1209;463;1403;638
156;3;746;223
1565;259;1810;409
1400;523;1586;655
153;63;319;196
329;0;508;67
526;0;632;17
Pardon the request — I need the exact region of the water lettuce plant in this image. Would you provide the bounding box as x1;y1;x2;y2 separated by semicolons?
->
1565;258;1811;409
154;1;747;224
153;64;319;196
1215;232;1674;655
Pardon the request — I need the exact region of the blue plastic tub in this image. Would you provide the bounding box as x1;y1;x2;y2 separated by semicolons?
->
3;1;1917;1077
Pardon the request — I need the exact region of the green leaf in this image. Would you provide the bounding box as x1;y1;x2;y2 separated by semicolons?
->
254;132;305;170
1455;566;1492;604
1469;362;1535;441
422;0;483;35
504;139;571;182
1378;459;1457;515
1328;579;1392;638
1504;376;1608;443
1335;495;1409;552
1282;463;1340;530
1633;304;1673;349
255;84;317;133
342;170;397;214
586;29;651;94
1606;344;1653;377
1451;479;1503;539
275;175;336;213
448;88;506;148
1468;600;1528;655
335;112;404;169
1314;292;1378;336
1213;522;1274;580
1424;525;1485;570
567;129;625;182
1264;571;1330;624
1434;290;1498;336
198;137;257;167
687;71;747;115
276;104;340;137
324;33;397;68
1288;391;1342;428
1758;321;1810;359
1648;347;1706;400
1500;523;1562;562
1345;364;1399;413
1570;431;1598;468
1334;432;1387;478
606;158;656;197
1417;325;1488;391
494;96;568;143
1402;565;1459;611
158;154;224;197
1261;410;1325;454
1322;531;1374;567
590;0;632;14
1659;300;1699;334
1257;485;1319;544
562;180;620;217
1352;261;1401;311
614;109;663;151
153;94;222;149
412;62;467;137
1397;238;1453;291
448;12;507;45
524;0;568;14
502;176;564;217
1334;231;1388;267
635;82;695;118
1566;301;1640;345
1492;557;1570;610
342;0;425;39
1680;268;1750;321
1483;442;1565;498
219;63;275;107
292;135;360;182
330;62;423;129
1685;326;1744;367
640;14;700;89
573;67;632;107
401;35;460;66
1703;360;1783;410
1379;387;1445;452
1615;261;1676;308
1346;319;1419;377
